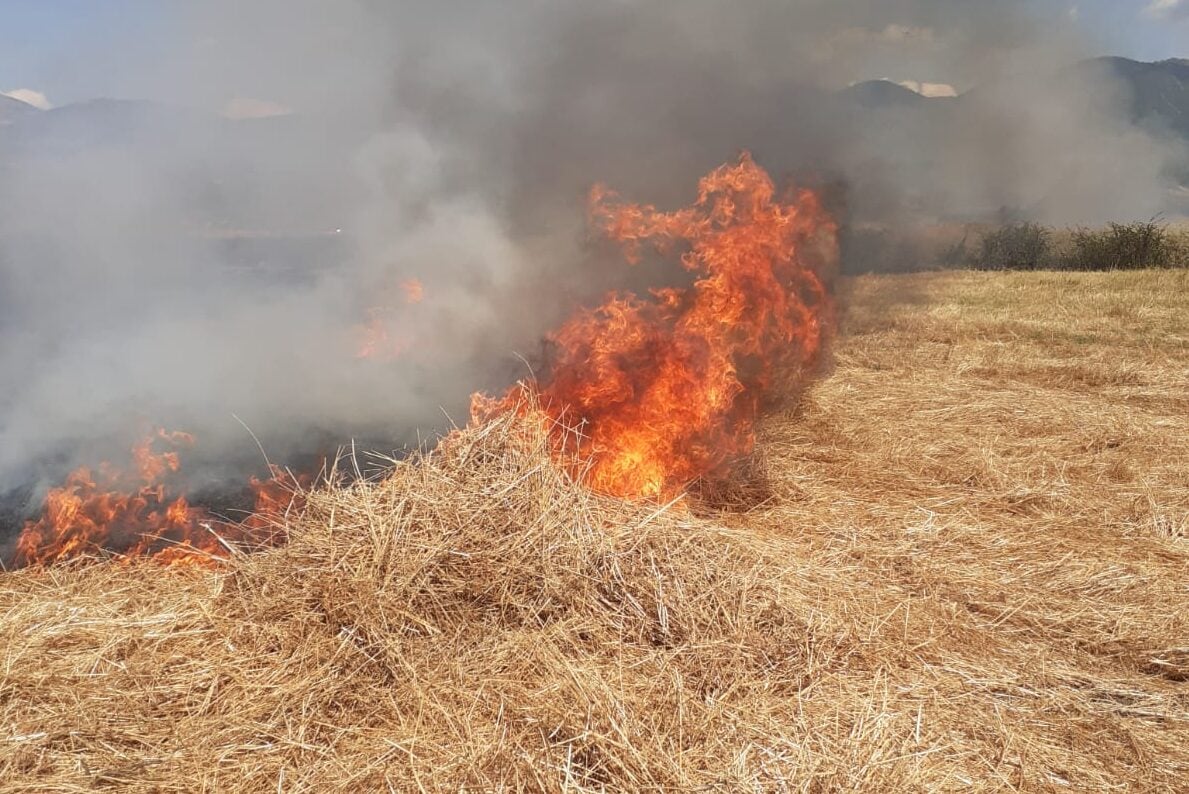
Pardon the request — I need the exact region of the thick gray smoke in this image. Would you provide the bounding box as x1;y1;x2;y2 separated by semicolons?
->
0;1;1185;500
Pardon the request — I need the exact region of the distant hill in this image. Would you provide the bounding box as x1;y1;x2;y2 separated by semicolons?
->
838;58;1189;144
1083;57;1189;139
834;57;1189;218
0;97;361;160
0;55;1184;230
0;94;39;125
4;56;1184;159
1;98;220;153
0;97;364;236
839;80;931;110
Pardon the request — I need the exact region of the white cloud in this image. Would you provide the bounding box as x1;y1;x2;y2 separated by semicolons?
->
1145;0;1188;19
221;96;293;119
897;80;958;98
833;23;937;47
820;23;938;61
815;22;941;75
873;24;936;44
2;88;52;110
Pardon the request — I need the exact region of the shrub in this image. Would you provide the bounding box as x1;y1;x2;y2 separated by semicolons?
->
936;231;970;269
1173;230;1189;269
973;223;1052;271
1058;220;1176;271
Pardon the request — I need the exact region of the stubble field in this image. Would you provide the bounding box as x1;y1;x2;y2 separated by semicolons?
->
2;269;1186;791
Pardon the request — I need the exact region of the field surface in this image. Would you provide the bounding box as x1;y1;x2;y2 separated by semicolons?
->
2;270;1187;791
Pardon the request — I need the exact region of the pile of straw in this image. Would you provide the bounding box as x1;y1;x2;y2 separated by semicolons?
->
2;269;1187;791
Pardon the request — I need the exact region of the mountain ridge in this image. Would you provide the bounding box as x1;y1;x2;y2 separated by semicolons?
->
0;93;39;125
841;57;1189;141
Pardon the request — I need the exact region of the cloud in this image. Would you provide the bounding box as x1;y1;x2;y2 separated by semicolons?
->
823;23;938;59
2;88;52;110
221;96;293;119
875;24;936;43
897;79;958;98
1144;0;1188;19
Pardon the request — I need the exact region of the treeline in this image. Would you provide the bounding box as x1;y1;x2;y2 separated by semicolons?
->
842;219;1189;275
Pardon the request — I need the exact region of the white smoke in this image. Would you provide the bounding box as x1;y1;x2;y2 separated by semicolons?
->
0;0;1185;503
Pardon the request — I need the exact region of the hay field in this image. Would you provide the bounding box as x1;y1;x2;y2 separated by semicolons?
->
2;270;1187;792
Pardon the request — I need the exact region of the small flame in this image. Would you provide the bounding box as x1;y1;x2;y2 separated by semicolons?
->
355;307;410;360
355;277;425;360
12;431;304;567
474;153;837;499
401;278;425;304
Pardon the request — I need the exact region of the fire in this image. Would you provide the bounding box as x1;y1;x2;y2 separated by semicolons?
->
355;307;407;360
474;153;837;499
355;277;425;360
9;156;834;567
401;278;425;304
246;465;310;533
11;430;303;567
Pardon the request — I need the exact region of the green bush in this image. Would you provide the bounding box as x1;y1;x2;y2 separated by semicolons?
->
973;223;1052;271
1057;220;1176;271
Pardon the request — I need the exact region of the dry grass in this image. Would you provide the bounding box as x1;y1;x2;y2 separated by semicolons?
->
2;269;1187;792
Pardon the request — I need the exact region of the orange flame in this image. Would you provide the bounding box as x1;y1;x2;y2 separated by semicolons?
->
355;277;425;360
10;156;834;566
354;307;409;360
401;278;425;304
12;431;304;567
474;153;837;498
246;465;310;535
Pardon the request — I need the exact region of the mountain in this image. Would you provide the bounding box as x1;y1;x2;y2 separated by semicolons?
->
1083;57;1189;139
0;98;366;236
839;80;931;110
837;57;1189;216
0;55;1185;232
0;94;39;125
0;98;218;153
0;97;364;160
840;58;1189;144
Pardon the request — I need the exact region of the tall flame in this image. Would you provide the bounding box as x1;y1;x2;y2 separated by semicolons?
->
474;153;837;498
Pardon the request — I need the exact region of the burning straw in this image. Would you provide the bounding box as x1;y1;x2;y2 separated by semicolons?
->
3;371;1188;789
11;153;837;567
2;168;1187;791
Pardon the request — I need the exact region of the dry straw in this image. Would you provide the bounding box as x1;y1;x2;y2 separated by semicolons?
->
2;269;1187;791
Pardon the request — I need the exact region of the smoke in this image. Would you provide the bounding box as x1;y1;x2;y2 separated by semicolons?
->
1145;0;1189;22
0;1;1185;499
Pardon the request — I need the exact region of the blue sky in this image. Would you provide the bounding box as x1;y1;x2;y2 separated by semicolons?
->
0;1;172;106
1078;0;1189;61
1;1;1186;109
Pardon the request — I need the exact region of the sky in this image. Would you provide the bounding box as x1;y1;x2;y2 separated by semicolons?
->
0;1;172;107
0;0;1187;110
